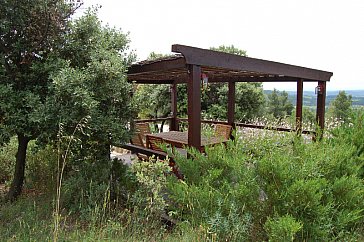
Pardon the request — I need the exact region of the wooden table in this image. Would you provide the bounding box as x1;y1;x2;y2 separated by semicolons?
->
146;131;228;152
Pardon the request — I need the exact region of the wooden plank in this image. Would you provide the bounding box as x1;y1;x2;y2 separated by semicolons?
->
170;82;178;131
147;131;227;148
119;143;170;159
296;79;303;133
172;44;333;81
135;117;172;123
316;81;326;139
228;81;235;126
128;73;319;84
127;57;186;74
187;65;201;149
205;75;304;83
129;79;175;84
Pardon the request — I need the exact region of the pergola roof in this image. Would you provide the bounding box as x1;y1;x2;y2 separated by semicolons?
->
128;44;332;149
127;44;333;84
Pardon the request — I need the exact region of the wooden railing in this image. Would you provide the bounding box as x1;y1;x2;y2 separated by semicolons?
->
135;117;172;123
176;118;315;135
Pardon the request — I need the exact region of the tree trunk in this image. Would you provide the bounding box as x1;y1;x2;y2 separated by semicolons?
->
160;120;165;133
6;134;30;202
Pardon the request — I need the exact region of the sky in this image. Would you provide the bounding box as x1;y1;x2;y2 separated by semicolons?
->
81;0;364;91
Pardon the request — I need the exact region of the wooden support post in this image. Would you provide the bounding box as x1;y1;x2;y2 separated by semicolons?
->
228;81;236;127
296;79;303;134
316;81;326;140
187;65;201;149
170;82;178;131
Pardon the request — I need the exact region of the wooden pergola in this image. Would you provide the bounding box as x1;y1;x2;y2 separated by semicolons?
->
128;44;333;150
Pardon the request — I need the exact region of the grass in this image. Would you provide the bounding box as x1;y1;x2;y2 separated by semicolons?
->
0;193;210;241
0;194;54;241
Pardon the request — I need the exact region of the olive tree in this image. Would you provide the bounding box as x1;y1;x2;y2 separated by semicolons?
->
53;11;135;160
0;2;135;201
0;0;81;201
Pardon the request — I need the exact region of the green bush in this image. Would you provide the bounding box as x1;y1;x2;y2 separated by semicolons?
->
167;141;258;241
130;158;171;220
3;112;364;241
329;110;364;178
168;116;364;241
264;214;302;242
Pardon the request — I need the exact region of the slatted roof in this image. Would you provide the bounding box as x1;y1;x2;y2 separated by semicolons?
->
127;44;333;84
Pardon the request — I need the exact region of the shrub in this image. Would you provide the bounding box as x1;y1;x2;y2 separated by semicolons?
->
264;214;302;242
167;141;258;241
168;117;364;241
329;110;364;178
129;158;171;220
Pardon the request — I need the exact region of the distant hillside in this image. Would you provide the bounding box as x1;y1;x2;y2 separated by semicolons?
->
264;90;364;107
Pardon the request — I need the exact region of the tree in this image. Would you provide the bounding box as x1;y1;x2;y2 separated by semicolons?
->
205;46;265;122
53;10;135;159
201;82;264;122
267;89;294;119
134;52;172;132
329;91;353;121
0;0;81;201
136;52;172;120
0;3;134;200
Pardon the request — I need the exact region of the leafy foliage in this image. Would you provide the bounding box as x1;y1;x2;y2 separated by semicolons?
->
167;115;364;241
267;88;294;119
328;90;353;121
0;138;16;183
166;142;259;241
1;3;135;200
51;11;135;160
264;215;303;242
0;0;79;200
0;0;78;141
204;82;265;121
130;159;171;220
135;84;171;119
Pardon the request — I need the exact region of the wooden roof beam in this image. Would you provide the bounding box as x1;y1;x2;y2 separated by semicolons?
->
127;57;185;74
172;44;333;81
